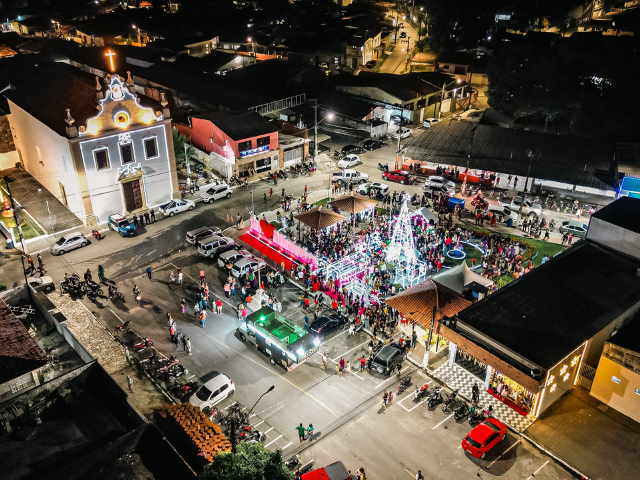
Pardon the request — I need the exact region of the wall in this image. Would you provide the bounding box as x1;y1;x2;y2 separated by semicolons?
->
536;342;586;416
7;101;84;221
336;85;402;106
586;217;640;260
584;304;640;367
0;150;19;170
76;122;174;223
590;356;640;423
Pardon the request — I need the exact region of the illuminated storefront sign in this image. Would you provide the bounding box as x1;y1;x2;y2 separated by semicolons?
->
240;145;269;157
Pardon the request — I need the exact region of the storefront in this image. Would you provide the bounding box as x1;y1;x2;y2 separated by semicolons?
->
235;149;278;177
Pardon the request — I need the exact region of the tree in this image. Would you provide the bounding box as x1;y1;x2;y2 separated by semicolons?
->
172;128;197;169
199;443;292;480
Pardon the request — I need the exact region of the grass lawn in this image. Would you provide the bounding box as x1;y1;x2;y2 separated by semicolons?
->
442;241;485;268
313;197;330;206
0;210;45;240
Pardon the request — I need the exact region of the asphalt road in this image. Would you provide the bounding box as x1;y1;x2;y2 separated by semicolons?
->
0;129;587;478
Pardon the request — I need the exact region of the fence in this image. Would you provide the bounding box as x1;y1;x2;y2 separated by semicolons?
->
273;230;317;269
577;363;597;391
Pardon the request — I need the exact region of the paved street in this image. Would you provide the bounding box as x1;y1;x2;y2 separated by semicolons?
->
0;127;592;478
379;10;417;75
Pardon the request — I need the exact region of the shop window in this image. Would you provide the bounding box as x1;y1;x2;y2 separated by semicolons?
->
120;143;134;164
144;137;158;159
94;148;110;170
257;136;270;147
238;140;252;152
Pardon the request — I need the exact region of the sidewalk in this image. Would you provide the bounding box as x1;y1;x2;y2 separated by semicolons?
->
524;386;640;480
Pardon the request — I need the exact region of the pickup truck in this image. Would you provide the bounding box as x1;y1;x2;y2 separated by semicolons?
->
107;214;137;237
331;169;369;184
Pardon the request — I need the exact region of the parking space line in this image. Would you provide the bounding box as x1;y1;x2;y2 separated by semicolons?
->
376;366;418;389
320;329;348;346
281;441;292;450
526;460;549;480
326;358;364;380
254;420;265;427
264;427;274;434
330;338;371;362
432;414;453;430
264;434;283;448
250;414;256;418
404;469;415;477
486;440;520;468
398;394;429;412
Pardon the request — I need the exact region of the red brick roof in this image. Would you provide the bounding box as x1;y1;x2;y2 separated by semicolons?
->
0;300;48;384
385;278;471;328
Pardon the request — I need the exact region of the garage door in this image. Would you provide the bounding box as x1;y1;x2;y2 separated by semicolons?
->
283;147;302;167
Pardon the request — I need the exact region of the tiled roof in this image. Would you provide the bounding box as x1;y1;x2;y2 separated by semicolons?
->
0;300;48;384
403;121;616;190
590;196;640;235
385;278;471;328
294;206;346;230
456;242;640;369
194;110;279;141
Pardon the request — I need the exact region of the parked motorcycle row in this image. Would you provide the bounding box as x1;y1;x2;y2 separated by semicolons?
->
208;401;268;445
60;273;104;300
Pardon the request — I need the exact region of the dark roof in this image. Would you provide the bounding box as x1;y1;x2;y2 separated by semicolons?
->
457;242;640;370
194;110;279;141
403;121;616;190
607;312;640;352
0;300;49;384
321;92;375;119
590;196;640;234
437;52;475;66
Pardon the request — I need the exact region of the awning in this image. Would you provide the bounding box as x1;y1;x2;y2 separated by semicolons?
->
294;206;346;230
330;192;378;214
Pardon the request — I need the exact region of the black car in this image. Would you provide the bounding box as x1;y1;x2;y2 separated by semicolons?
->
371;343;406;375
308;314;348;340
341;144;365;155
363;139;385;151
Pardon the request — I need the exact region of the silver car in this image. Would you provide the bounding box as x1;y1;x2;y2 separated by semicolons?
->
50;232;88;255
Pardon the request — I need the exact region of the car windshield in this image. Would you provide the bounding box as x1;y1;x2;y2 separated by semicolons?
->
56;238;66;246
465;435;482;449
117;220;130;227
196;385;212;401
485;421;502;433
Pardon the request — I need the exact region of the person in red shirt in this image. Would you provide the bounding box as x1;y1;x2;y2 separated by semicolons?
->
304;297;310;310
331;300;338;311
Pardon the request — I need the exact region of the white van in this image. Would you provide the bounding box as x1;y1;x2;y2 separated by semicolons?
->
197;235;235;258
200;183;232;203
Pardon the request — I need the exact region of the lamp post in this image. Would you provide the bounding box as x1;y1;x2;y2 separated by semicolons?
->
229;385;275;453
3;175;29;287
312;99;334;159
247;36;255;56
438;78;462;119
418;7;424;43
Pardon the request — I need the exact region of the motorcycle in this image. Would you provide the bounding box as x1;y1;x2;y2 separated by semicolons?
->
427;386;443;408
412;382;430;403
378;163;389;171
91;229;104;240
454;402;469;420
468;404;485;426
333;151;344;160
171;381;199;399
115;320;131;333
285;455;300;470
161;363;187;383
60;281;85;297
549;219;556;231
396;375;412;395
133;287;141;305
134;337;153;351
441;389;459;413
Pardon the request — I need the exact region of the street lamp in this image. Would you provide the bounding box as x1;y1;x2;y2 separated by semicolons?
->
418;7;424;43
247;36;255;56
437;78;462;119
228;385;275;453
312;99;334;158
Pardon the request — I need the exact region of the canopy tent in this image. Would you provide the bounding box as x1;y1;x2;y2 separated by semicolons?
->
432;262;493;295
384;278;471;328
294;206;346;231
329;192;378;214
412;207;437;225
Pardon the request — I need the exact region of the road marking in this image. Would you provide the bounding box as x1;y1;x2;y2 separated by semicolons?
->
320;329;348;346
186;375;195;380
250;414;256;418
330;337;371;362
264;427;274;434
486;439;520;468
300;460;313;469
281;442;292;450
193;329;336;415
404;469;415;477
432;414;453;430
169;263;238;311
326;358;364;380
526;460;549;480
254;420;265;427
398;394;429;412
375;366;416;389
264;434;283;448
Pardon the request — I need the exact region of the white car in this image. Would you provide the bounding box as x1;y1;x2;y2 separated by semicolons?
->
358;182;390;198
25;276;55;293
189;372;235;410
159;199;195;216
200;183;232;203
392;127;412;139
218;249;253;268
331;169;369;184
338;154;361;169
487;204;518;222
424;175;455;193
231;257;267;278
423;118;440;128
509;198;542;217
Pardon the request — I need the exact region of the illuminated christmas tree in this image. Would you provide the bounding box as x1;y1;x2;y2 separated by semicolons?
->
386;197;417;264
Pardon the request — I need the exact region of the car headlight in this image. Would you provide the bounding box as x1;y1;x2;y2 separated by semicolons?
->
296;348;305;356
313;338;320;346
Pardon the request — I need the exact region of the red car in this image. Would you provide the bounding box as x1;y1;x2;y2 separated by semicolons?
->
382;170;417;185
461;418;507;459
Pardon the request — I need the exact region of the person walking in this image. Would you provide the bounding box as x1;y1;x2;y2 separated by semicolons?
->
224;283;231;298
127;375;133;392
307;423;314;441
186;338;192;356
269;188;273;199
415;470;424;480
296;423;306;442
181;298;187;314
144;212;150;224
146;266;152;280
382;390;389;410
200;310;207;328
411;331;417;349
37;254;45;274
216;298;223;314
27;255;34;274
98;265;105;283
387;390;394;406
125;347;130;363
150;208;155;222
194;301;201;320
177;270;183;286
322;353;328;372
182;335;187;351
339;357;345;373
263;192;267;203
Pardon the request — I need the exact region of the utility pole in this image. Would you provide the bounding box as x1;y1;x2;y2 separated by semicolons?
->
395;105;404;170
313;99;318;158
517;160;532;228
4;175;29;287
422;305;437;368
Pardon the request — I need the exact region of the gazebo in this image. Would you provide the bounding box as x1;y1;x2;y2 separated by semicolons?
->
329;192;378;215
294;205;346;231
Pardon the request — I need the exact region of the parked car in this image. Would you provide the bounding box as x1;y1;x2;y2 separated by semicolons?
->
389;115;403;125
25;276;55;293
498;197;542;217
50;232;88;255
308;314;348;341
341;144;365;155
371;343;406;375
338;154;361;169
391;127;412;139
218;249;253;269
487;204;518;222
319;62;329;69
383;170;417;185
424;175;456;193
331;169;369;184
423;185;453;199
559;220;588;238
358;182;390;199
423;117;440;128
186;226;222;245
461;418;507;459
231;257;267;278
400;31;407;38
189;372;235;410
200;183;232;203
363;139;385;151
107;215;136;237
197;235;235;258
159;199;195;216
365;60;377;68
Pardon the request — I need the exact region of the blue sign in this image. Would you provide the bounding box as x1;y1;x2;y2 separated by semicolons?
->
240;145;269;157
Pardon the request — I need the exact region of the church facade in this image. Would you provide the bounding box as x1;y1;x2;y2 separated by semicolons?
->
6;64;179;227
